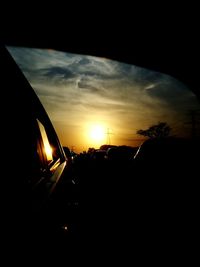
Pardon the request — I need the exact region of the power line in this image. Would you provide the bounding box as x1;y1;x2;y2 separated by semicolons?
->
105;128;114;145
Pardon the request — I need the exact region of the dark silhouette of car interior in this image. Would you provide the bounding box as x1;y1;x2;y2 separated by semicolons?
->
1;31;199;261
1;45;79;251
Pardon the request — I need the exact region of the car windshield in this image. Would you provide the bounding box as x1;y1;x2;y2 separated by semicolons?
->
7;46;200;153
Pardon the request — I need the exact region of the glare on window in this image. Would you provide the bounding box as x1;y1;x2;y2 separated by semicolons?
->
37;119;53;162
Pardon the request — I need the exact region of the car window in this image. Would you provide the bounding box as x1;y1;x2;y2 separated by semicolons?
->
31;110;66;187
37;119;53;162
3;44;200;257
7;46;200;155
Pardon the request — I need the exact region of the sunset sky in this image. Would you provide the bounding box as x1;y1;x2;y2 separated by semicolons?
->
8;46;200;153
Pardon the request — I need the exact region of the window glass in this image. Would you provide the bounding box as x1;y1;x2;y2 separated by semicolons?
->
37;119;53;163
8;46;200;154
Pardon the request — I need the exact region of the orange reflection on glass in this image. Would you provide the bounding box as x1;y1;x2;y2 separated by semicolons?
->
50;158;60;172
37;119;53;162
44;142;53;161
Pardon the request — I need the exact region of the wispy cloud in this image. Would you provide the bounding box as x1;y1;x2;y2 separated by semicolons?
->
7;46;200;151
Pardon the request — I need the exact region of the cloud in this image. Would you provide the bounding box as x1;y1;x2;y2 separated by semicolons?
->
77;76;101;92
145;83;157;90
77;57;91;65
42;66;75;79
144;75;200;111
7;45;200;148
85;100;126;112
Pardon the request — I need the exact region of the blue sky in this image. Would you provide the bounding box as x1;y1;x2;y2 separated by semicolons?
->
7;46;200;152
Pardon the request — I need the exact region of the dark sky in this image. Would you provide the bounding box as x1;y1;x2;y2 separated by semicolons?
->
8;46;200;152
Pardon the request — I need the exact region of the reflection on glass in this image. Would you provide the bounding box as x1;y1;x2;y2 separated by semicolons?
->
37;119;53;162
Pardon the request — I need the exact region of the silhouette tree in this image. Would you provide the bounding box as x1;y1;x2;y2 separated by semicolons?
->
137;122;171;139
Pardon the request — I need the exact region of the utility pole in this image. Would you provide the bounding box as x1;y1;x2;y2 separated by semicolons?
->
106;128;113;145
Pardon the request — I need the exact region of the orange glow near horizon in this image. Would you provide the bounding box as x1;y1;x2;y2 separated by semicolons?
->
54;120;146;153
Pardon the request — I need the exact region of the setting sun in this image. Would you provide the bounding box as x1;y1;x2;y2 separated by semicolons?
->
90;125;105;142
84;123;107;148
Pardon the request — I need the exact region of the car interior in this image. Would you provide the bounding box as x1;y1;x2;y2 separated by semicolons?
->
1;17;199;263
